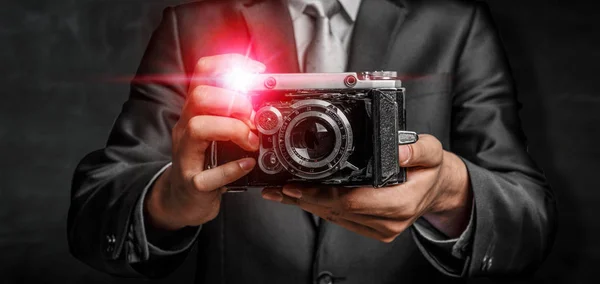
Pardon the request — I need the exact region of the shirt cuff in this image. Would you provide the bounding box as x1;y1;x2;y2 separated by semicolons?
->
126;162;201;263
411;201;475;276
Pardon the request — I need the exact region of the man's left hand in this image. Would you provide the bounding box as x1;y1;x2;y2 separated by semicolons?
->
261;134;473;242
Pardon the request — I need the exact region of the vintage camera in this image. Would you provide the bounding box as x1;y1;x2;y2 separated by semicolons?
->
207;71;418;191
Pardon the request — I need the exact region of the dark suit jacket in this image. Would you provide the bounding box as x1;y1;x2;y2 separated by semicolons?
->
68;0;556;282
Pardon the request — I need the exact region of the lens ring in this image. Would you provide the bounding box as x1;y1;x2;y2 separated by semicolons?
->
284;111;341;168
274;99;353;180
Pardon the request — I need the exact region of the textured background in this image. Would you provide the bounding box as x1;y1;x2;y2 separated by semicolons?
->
0;0;598;283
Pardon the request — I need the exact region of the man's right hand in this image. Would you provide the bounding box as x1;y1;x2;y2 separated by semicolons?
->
145;54;266;231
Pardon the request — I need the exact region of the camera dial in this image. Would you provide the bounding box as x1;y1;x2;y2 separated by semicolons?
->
258;150;283;175
255;106;283;135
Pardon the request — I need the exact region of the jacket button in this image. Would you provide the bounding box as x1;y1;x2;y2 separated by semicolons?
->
481;255;493;271
106;234;116;243
317;272;334;284
481;255;488;271
105;234;116;252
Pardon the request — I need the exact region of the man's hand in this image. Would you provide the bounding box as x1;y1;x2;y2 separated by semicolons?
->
145;54;266;231
262;134;473;242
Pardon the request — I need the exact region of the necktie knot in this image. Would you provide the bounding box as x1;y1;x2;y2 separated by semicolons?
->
303;0;341;19
302;0;346;73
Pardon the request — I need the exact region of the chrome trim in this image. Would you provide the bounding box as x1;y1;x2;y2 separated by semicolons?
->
274;99;354;180
398;131;418;145
255;106;283;135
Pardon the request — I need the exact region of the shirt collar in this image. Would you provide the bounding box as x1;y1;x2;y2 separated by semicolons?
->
338;0;361;22
287;0;361;22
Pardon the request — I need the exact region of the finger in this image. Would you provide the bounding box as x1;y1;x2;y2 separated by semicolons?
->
183;115;259;152
191;157;256;192
286;193;405;233
190;54;266;91
261;187;284;202
283;185;409;216
281;185;338;207
399;134;443;168
175;116;259;172
266;187;412;241
288;196;394;242
181;85;255;128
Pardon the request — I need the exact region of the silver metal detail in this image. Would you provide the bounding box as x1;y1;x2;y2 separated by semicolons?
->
344;162;360;171
398;131;418;145
206;141;218;169
244;72;401;91
258;150;283;175
225;187;247;193
264;76;276;89
274;99;353;180
358;71;399;80
284;111;342;168
344;75;357;87
255;106;283;135
371;70;398;78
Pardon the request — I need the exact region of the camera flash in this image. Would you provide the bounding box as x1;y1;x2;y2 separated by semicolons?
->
221;67;257;93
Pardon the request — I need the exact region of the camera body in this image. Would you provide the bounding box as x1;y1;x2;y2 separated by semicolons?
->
207;71;417;191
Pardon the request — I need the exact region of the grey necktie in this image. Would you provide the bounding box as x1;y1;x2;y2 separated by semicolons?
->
303;0;346;73
302;1;344;226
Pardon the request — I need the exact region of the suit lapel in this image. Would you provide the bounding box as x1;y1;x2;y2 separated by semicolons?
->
241;0;300;73
346;0;409;72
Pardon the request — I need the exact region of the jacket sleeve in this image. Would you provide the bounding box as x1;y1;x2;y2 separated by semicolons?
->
430;2;557;277
67;7;192;277
411;203;475;277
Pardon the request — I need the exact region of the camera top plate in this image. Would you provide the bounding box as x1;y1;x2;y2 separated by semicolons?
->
244;71;403;92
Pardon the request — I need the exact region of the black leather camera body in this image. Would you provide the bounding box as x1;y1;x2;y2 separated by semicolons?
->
207;71;417;191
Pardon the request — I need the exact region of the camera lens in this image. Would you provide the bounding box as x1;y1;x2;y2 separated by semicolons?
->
276;99;354;180
290;118;336;161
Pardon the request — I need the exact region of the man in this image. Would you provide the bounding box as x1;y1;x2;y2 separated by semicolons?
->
68;0;556;282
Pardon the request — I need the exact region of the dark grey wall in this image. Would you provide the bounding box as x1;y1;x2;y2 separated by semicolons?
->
0;1;197;283
0;0;598;283
486;1;600;282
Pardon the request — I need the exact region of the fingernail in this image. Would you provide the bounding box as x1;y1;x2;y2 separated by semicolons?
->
282;188;302;199
245;119;257;130
243;61;265;73
262;191;283;202
248;110;257;130
248;131;259;149
252;62;266;73
399;145;411;165
238;158;255;171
